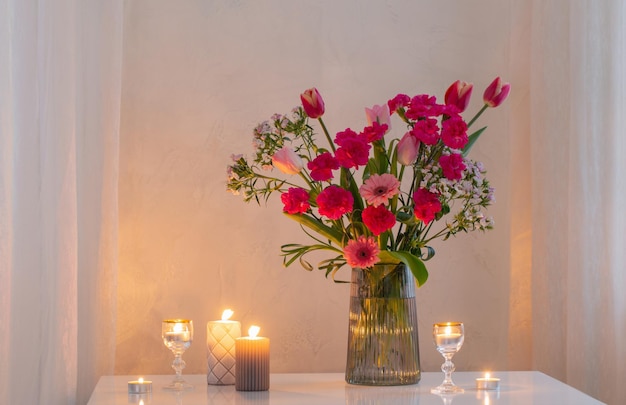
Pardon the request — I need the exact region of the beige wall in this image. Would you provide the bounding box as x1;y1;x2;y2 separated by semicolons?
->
116;0;530;376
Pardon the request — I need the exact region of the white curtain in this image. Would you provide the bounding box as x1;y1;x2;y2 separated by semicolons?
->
530;1;626;403
0;0;122;404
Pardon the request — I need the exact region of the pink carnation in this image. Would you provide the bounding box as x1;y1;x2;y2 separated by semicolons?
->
413;188;442;225
281;188;310;214
316;185;354;220
362;205;396;236
441;116;468;150
334;129;371;169
410;118;440;145
405;95;443;119
307;152;339;181
439;153;466;180
343;236;380;268
361;122;388;143
359;173;400;207
387;94;410;114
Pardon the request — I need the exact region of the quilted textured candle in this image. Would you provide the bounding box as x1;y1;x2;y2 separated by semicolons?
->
207;309;241;385
235;326;270;391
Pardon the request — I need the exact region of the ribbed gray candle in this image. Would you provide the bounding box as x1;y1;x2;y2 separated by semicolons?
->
235;336;270;391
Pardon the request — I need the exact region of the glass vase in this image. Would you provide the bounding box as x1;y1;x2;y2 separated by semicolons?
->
345;263;421;385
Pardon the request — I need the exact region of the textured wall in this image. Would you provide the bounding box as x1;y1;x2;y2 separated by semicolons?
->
116;0;525;377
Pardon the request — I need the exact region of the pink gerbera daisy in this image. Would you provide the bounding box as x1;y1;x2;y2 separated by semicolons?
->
359;173;400;207
343;236;380;268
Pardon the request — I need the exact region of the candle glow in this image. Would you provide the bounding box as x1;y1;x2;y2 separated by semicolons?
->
248;325;260;338
222;309;234;321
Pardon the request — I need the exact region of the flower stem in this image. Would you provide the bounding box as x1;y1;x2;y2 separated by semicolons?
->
466;104;489;128
317;117;336;153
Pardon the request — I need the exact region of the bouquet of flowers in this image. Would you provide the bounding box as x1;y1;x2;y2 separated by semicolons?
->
226;78;510;286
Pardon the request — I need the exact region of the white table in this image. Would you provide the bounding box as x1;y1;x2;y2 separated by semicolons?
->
88;372;604;404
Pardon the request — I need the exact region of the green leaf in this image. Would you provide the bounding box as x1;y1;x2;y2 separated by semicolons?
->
379;250;429;287
462;126;487;156
283;213;344;246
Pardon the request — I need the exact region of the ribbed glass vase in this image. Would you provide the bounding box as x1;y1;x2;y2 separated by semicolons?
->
345;263;421;385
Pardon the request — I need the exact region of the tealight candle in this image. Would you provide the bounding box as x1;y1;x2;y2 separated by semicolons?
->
128;377;152;394
207;309;242;385
235;325;270;391
476;372;500;390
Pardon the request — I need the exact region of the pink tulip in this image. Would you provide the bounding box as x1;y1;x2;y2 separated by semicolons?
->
272;147;304;174
365;104;391;129
483;77;511;107
397;132;419;165
300;88;325;118
444;80;473;112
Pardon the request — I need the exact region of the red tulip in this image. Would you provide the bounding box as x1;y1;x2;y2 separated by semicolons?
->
444;80;473;112
483;77;511;107
300;88;325;118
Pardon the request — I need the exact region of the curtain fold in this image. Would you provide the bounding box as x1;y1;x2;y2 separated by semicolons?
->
530;1;626;403
0;0;122;404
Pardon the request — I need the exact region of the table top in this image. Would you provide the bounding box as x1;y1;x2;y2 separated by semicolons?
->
88;371;604;405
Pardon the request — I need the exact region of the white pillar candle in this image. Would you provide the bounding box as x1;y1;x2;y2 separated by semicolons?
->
235;325;270;391
207;309;241;385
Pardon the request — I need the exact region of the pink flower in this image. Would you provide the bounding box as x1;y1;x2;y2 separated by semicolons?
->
397;132;419;165
316;185;354;220
334;129;371;169
359;173;400;207
361;122;388;143
362;205;396;235
307;152;339;181
272;147;304;174
405;95;443;119
410;118;440;145
387;94;411;114
441;116;468;149
413;188;442;225
445;80;473;112
483;77;511;108
300;87;325;118
281;188;310;214
439;153;466;180
343;236;380;268
365;104;391;129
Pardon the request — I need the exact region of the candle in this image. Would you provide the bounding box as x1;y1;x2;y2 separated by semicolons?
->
128;377;152;394
435;325;464;352
476;372;500;390
163;322;192;348
207;309;242;385
235;325;270;391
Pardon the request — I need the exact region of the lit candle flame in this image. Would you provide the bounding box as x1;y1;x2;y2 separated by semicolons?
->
248;325;260;338
139;400;144;405
444;325;452;335
138;377;144;383
485;372;490;379
222;309;234;321
173;323;184;333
